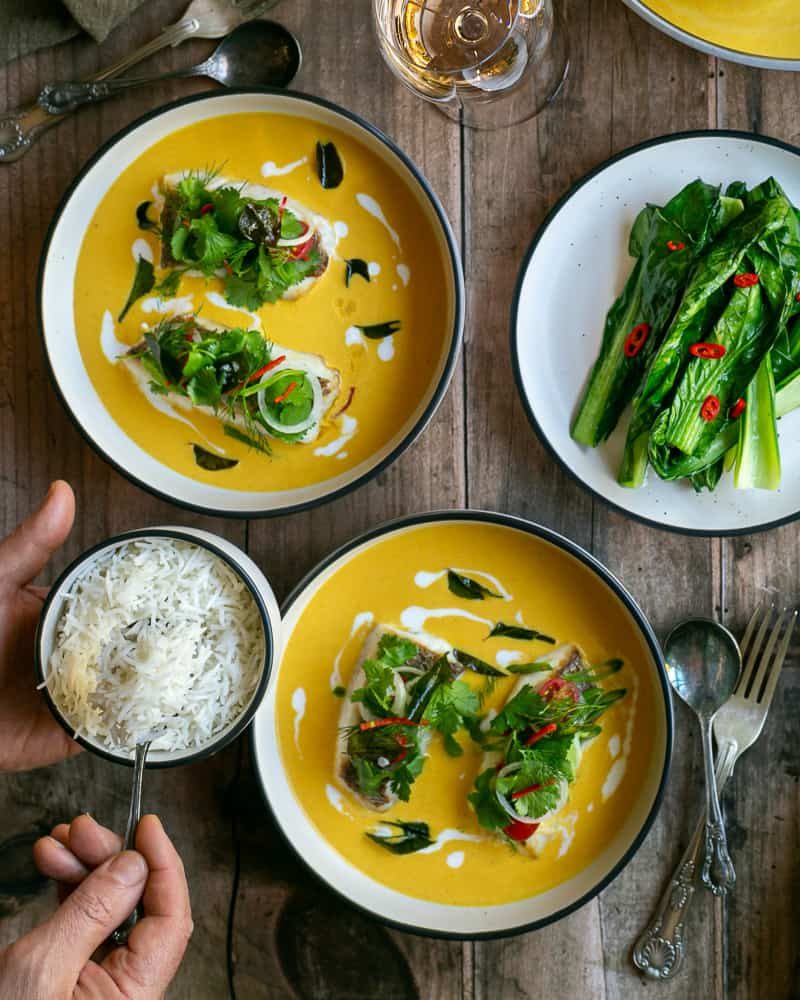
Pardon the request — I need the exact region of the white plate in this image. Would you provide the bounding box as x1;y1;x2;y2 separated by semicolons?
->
511;131;800;536
251;511;671;938
38;90;463;518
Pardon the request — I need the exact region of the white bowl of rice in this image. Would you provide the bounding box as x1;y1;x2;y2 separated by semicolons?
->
36;527;279;767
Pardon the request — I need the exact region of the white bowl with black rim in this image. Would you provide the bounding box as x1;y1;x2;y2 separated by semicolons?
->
36;527;279;768
38;89;464;518
511;131;800;537
251;510;672;938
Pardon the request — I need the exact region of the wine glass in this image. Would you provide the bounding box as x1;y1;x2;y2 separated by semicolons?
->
372;0;569;130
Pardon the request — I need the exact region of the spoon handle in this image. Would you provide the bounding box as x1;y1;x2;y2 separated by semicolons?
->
111;740;151;946
632;739;737;979
37;68;197;116
700;720;735;895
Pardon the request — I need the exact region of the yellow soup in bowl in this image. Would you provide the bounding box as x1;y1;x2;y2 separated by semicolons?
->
258;516;670;930
71;107;456;497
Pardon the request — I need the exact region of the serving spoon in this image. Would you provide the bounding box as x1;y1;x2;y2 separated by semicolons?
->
110;730;163;945
34;20;301;117
664;618;740;895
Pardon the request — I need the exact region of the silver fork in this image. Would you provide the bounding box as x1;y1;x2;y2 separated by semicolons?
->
0;0;283;163
632;604;797;981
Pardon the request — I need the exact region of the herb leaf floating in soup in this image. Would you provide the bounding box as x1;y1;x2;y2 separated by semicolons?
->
366;820;434;855
118;255;155;321
450;647;504;677
447;570;502;601
136;200;158;231
358;320;401;340
345;258;370;287
468;644;626;852
487;622;556;643
336;628;481;808
192;444;238;471
316;140;344;189
147;168;336;310
124;314;341;451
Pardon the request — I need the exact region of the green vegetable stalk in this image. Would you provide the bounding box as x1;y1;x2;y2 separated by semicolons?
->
735;354;781;490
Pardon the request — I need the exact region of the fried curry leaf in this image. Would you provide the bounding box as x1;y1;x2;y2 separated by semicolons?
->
358;320;401;340
447;570;502;601
504;661;552;675
345;258;370;287
366;820;433;855
487;622;556;643
136;200;158;231
153;269;183;298
191;444;238;471
316;140;344;189
450;648;504;677
118;255;155;321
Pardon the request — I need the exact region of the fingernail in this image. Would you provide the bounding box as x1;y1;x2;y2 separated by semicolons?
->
109;851;147;886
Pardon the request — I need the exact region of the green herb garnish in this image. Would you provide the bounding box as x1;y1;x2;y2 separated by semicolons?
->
504;661;552;675
423;679;480;757
447;570;502;601
332;685;346;698
366;820;433;855
487;622;556;643
118;255;155;321
316;140;344;189
191;444;238;471
358;320;401;340
450;647;504;677
345;258;370;287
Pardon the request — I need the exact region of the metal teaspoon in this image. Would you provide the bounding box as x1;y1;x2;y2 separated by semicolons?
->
664;618;740;896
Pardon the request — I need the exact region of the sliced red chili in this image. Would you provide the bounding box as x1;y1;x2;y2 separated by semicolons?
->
391;749;409;765
795;292;800;302
623;323;651;358
510;783;542;801
359;717;426;731
332;386;356;420
272;380;298;405
200;202;214;215
539;677;580;703
248;355;286;384
293;234;315;260
503;819;540;842
524;722;558;747
666;240;686;252
278;195;287;228
733;272;759;288
700;395;721;421
689;342;726;359
223;259;233;275
729;398;746;420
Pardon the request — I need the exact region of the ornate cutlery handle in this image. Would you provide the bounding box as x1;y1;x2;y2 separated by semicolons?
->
0;103;63;163
700;720;735;895
633;740;737;980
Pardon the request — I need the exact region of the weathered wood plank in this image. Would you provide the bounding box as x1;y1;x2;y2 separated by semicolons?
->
465;3;720;998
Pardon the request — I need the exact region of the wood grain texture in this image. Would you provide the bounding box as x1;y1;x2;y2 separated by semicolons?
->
1;0;798;997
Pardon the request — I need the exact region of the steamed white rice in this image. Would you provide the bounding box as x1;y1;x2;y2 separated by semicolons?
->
44;538;265;753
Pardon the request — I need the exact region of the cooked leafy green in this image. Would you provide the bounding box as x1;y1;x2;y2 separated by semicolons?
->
191;444;238;471
316;140;344;189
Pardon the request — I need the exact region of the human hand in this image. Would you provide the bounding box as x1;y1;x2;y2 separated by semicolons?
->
0;813;192;999
0;480;79;771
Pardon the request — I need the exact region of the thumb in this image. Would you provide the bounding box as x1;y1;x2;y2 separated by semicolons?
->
28;851;148;983
0;480;75;591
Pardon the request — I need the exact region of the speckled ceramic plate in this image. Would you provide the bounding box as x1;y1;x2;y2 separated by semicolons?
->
511;131;800;536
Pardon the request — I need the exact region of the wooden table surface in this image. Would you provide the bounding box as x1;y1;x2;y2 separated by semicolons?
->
1;1;798;997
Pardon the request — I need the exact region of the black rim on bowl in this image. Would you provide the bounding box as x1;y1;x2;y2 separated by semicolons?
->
37;87;465;519
510;128;800;539
35;527;274;769
251;508;674;940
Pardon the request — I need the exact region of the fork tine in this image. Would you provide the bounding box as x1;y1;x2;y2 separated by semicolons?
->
739;602;765;662
746;608;790;699
758;610;797;706
735;604;773;695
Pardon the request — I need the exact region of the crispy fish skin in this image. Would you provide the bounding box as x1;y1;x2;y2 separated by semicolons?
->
157;173;338;298
124;314;341;445
481;643;589;856
335;625;447;812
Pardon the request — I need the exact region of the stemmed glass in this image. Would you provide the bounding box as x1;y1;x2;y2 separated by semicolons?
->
372;0;569;130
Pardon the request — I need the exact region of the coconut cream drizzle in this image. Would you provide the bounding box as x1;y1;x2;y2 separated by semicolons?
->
377;337;395;362
131;238;153;263
260;156;308;177
334;220;349;239
496;650;524;669
396;263;410;286
601;671;639;802
205;291;263;332
356;192;400;246
100;310;128;362
413;568;512;600
400;606;493;633
446;852;465;869
314;415;358;458
329;611;375;689
140;294;195;316
325;783;352;818
417;828;482;854
367;261;381;277
345;325;366;347
291;687;306;753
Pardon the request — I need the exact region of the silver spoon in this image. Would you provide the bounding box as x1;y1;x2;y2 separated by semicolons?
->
664;618;740;896
36;20;301;117
110;732;162;945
